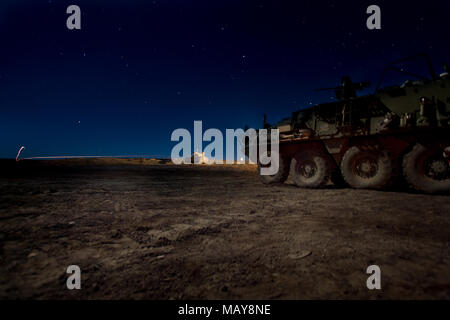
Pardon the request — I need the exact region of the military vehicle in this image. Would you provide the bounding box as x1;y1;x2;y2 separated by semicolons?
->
253;54;450;193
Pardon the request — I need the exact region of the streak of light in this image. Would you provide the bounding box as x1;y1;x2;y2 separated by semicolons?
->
20;154;170;160
16;146;25;161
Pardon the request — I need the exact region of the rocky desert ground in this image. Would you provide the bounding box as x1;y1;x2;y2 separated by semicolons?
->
0;159;449;299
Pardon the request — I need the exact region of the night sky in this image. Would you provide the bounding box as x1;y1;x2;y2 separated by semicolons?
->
1;0;449;159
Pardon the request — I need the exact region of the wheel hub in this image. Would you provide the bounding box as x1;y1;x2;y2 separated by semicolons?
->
430;160;446;174
298;160;317;178
355;158;378;178
427;158;449;180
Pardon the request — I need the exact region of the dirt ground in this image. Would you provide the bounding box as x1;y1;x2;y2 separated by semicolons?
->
0;159;449;299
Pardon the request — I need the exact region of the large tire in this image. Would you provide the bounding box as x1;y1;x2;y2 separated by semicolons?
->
258;151;291;184
340;146;394;189
290;150;331;188
402;143;450;193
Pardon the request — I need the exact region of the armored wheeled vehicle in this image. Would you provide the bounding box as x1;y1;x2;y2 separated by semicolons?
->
254;54;450;193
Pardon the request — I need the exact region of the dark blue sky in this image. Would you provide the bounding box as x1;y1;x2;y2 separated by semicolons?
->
1;0;449;158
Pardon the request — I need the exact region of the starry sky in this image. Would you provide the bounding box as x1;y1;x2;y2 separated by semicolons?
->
1;0;449;158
